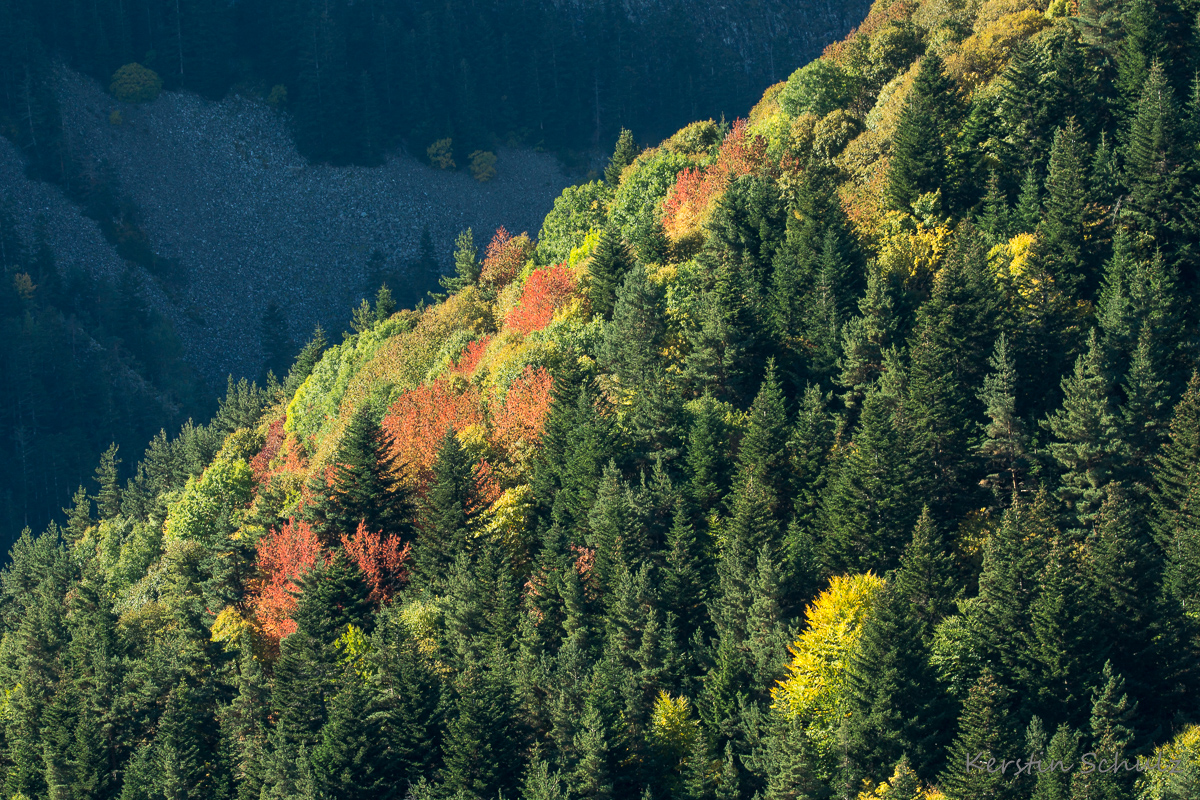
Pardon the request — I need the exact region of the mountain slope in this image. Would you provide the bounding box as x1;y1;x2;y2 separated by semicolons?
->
4;0;1200;797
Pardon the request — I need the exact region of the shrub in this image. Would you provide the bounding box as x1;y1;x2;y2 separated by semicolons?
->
267;84;288;108
427;138;455;169
109;63;162;103
469;150;498;182
108;110;123;126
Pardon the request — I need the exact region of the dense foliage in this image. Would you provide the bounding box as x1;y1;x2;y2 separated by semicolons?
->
8;0;1200;797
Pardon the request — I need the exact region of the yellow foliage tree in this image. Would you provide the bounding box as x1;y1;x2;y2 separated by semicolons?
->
469;150;498;182
1134;724;1200;799
427;138;455;169
772;572;886;764
110;63;162;103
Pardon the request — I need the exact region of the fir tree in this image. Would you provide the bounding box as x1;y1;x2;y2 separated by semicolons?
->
568;699;614;800
977;334;1029;497
441;228;480;294
979;170;1012;241
92;443;121;520
1115;0;1163;119
837;269;897;417
886;54;962;212
1040;118;1089;297
940;672;1015;800
1069;662;1137;800
1014;167;1042;233
284;325;328;396
606;128;641;186
1123;62;1182;249
1151;371;1200;548
1042;330;1125;527
322;404;412;542
1032;724;1079;800
415;430;476;592
820;362;928;574
842;509;958;784
589;225;635;321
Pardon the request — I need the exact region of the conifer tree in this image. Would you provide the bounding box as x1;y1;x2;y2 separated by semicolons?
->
728;361;789;532
415;431;476;591
311;666;382;799
1069;662;1136;800
969;493;1056;689
284;325;328;396
977;334;1029;498
837;269;897;417
1023;537;1094;729
1032;724;1079;800
820;362;927;574
1014;167;1042;233
569;699;614;800
1040;119;1089;296
322;405;411;542
662;499;711;645
93;443;121;520
441;665;517;798
940;672;1015;800
1123;62;1182;249
1151;371;1200;547
979;170;1012;241
440;228;480;294
1115;0;1163;118
906;225;1001;511
783;384;835;602
886;54;962;212
606;128;641;186
685;394;733;518
1042;330;1124;527
63;486;91;542
589;225;635;321
842;509;958;784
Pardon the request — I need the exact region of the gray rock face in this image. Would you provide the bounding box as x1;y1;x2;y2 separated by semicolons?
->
2;68;572;385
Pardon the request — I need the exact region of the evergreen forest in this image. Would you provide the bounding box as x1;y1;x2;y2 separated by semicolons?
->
7;0;1200;798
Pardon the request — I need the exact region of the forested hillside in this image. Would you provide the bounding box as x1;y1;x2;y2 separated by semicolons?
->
6;0;1200;797
0;0;869;166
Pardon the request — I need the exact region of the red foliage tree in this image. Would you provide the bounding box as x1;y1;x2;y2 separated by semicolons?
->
252;519;328;641
491;365;554;458
661;119;765;241
479;227;534;288
470;459;504;513
341;521;411;604
250;417;287;482
453;335;493;376
383;378;485;488
504;265;577;334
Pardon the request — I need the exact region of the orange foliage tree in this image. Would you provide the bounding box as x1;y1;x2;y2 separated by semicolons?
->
383;378;485;488
661;119;766;243
251;519;328;641
453;335;493;376
491;365;554;460
479;227;534;289
341;521;411;604
504;265;577;334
